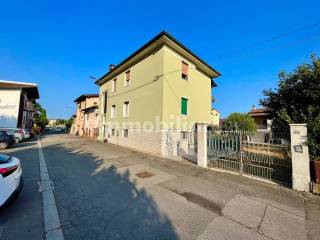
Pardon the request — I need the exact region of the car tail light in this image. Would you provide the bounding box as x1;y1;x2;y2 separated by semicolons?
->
0;165;18;177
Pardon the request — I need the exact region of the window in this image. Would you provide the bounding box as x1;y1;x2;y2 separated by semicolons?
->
112;78;117;92
181;97;188;116
124;70;131;87
123;101;130;117
111;105;116;118
103;91;108;114
123;129;128;138
181;131;188;141
93;102;97;105
182;61;188;80
111;129;115;136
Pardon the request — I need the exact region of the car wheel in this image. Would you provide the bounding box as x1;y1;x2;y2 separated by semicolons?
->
0;142;8;149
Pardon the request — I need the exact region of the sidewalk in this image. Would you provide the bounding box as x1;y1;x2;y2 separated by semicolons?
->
41;134;320;240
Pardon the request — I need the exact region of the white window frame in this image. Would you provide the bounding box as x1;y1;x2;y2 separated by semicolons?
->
123;101;130;118
111;105;116;119
124;70;131;87
112;78;117;92
123;129;128;138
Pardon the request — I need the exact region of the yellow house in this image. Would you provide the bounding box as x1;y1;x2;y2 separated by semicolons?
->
95;31;220;157
210;108;220;126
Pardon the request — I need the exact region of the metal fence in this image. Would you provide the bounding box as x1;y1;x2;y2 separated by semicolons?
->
207;130;292;185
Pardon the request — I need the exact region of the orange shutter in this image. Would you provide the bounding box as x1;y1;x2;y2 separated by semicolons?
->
182;61;188;75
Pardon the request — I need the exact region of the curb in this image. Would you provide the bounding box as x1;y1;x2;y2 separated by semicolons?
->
37;138;64;240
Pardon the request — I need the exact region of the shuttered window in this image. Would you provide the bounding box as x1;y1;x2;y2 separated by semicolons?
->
181;97;188;115
125;70;131;86
103;91;108;114
182;61;188;80
112;78;117;92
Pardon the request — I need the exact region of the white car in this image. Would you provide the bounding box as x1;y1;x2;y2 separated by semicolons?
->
23;129;30;139
0;154;23;207
0;128;24;143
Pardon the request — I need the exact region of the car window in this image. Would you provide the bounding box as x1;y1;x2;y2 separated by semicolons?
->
0;154;12;163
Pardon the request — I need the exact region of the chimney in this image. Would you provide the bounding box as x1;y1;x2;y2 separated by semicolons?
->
109;64;116;71
252;105;256;110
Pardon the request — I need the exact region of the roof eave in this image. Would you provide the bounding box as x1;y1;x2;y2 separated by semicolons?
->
95;31;221;86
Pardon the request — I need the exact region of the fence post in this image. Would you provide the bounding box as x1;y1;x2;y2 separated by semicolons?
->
289;124;311;192
197;123;208;168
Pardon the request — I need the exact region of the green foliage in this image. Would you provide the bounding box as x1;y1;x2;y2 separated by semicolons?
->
224;112;257;131
260;55;320;159
34;103;48;127
65;117;74;128
55;119;66;125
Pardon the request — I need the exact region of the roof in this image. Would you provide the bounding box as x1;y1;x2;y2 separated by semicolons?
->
95;31;221;86
248;108;271;117
74;94;99;103
0;80;39;99
82;105;98;112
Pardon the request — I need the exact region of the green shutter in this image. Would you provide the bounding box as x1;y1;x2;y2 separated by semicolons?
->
181;98;188;115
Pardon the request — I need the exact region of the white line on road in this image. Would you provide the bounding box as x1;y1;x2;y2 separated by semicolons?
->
37;138;64;240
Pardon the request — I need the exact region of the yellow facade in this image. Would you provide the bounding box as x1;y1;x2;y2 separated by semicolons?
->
96;32;220;156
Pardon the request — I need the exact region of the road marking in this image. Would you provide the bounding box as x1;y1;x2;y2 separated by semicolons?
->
37;138;64;240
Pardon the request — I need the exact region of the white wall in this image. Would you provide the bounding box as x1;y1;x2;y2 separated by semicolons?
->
0;89;21;128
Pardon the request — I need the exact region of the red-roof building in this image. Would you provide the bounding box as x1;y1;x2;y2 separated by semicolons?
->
248;107;271;129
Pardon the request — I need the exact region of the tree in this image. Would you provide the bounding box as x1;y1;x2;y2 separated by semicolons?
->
224;112;257;131
34;103;48;127
65;117;74;129
260;55;320;159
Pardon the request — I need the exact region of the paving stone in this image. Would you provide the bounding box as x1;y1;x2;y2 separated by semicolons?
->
260;206;307;240
222;194;266;229
116;164;176;189
197;216;269;240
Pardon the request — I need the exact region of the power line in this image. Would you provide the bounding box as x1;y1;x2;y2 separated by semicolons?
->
215;31;320;66
216;20;320;61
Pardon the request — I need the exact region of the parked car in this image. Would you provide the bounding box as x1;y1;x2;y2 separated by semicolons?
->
0;154;23;207
55;127;64;133
1;128;23;143
26;128;34;138
22;129;30;139
0;131;15;149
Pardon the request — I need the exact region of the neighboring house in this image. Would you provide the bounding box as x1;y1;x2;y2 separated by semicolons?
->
48;119;58;127
210;108;220;126
0;80;39;129
248;106;271;130
95;31;221;157
73;94;99;137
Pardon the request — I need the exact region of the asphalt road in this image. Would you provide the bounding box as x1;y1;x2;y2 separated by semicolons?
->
0;139;44;240
1;134;320;240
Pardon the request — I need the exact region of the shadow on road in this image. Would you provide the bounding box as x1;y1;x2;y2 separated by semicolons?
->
39;140;179;240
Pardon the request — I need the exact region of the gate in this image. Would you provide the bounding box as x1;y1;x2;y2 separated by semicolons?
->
207;131;292;186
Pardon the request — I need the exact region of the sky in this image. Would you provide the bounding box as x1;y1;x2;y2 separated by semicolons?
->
0;0;319;119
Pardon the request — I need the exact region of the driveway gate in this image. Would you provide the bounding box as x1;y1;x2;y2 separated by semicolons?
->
207;131;292;185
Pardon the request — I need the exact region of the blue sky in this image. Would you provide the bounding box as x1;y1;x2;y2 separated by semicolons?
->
0;1;319;119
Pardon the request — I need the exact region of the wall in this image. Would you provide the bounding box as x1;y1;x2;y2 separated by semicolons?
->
99;48;164;135
73;96;99;136
162;46;212;131
0;89;21;128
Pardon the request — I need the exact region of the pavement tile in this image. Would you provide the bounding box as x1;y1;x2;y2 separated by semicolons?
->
197;216;269;240
222;194;266;229
260;206;307;240
116;164;176;189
